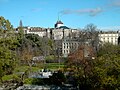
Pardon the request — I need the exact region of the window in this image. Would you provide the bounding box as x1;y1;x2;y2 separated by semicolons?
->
67;45;69;49
67;50;68;53
64;50;65;53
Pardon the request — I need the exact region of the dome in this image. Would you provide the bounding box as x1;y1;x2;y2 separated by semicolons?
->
59;26;69;29
56;20;63;24
55;20;64;28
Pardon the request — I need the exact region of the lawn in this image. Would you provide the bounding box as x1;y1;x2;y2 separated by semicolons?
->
2;63;65;82
14;63;65;73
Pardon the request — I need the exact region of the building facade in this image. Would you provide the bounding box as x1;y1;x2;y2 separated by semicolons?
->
16;20;120;57
99;31;120;45
62;38;81;57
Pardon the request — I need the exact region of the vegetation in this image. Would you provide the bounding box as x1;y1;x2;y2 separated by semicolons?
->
1;16;120;90
0;16;18;82
65;43;120;89
64;24;120;89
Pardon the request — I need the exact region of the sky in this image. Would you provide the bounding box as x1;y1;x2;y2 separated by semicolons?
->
0;0;120;30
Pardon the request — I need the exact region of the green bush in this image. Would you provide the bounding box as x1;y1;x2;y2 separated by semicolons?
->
2;74;20;82
24;78;33;84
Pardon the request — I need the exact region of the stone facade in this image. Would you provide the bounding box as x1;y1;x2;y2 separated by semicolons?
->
99;31;120;45
16;20;120;57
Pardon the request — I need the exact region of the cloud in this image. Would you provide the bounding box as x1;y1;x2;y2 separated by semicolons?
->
60;7;103;16
59;0;120;17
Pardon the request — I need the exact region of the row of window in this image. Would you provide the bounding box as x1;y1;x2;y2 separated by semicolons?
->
63;42;79;49
99;34;118;37
102;37;117;39
63;50;69;54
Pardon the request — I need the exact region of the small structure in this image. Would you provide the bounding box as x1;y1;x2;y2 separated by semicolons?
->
32;56;45;64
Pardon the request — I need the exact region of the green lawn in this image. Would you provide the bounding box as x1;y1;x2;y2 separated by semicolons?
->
2;63;65;82
45;63;64;69
14;63;64;73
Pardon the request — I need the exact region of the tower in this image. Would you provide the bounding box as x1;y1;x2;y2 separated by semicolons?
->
19;20;23;27
55;20;64;28
54;15;64;28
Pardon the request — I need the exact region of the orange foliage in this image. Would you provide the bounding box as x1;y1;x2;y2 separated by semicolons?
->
68;45;95;61
67;45;96;73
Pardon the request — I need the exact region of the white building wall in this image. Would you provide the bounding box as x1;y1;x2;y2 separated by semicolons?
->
99;33;119;45
52;29;63;40
24;27;47;37
62;40;80;57
57;24;64;28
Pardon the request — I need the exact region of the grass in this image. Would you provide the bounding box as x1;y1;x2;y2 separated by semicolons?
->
14;63;65;73
2;75;14;81
46;63;64;69
14;66;30;73
2;63;65;82
2;74;20;82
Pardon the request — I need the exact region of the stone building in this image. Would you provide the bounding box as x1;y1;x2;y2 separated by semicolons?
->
16;20;120;57
99;31;120;45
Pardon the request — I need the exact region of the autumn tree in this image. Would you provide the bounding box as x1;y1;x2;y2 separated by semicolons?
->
65;44;96;89
65;42;120;89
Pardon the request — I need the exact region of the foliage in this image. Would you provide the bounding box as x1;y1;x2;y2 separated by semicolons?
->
0;16;13;32
2;74;20;82
25;34;54;56
0;16;18;82
50;70;66;86
93;43;120;89
14;65;40;74
23;78;33;84
65;43;120;89
16;33;55;67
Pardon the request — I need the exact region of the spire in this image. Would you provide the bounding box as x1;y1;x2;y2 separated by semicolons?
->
54;13;64;28
19;20;23;27
58;13;60;21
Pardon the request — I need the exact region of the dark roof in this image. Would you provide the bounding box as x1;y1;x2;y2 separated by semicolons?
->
59;26;69;29
56;20;63;24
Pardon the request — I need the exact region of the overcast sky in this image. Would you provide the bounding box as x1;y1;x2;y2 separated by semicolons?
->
0;0;120;30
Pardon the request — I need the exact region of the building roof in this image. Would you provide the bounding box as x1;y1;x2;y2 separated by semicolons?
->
59;26;69;29
99;31;118;34
56;20;63;24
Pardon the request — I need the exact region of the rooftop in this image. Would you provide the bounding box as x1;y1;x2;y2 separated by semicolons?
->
56;20;63;24
59;26;69;29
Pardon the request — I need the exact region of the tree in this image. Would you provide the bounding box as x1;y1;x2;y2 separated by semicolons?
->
0;16;13;33
65;44;96;89
25;34;54;56
84;23;97;32
93;43;120;89
24;34;41;56
65;43;120;89
83;23;100;52
0;16;18;82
